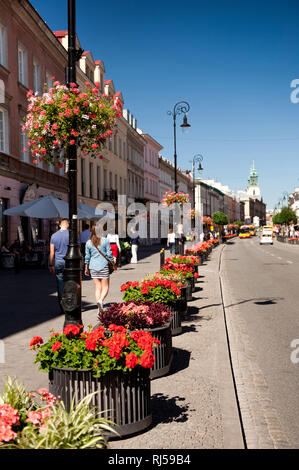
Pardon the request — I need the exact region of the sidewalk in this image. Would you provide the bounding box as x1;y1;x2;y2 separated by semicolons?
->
0;245;243;449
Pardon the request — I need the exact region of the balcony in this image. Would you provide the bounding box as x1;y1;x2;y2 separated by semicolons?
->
104;189;118;201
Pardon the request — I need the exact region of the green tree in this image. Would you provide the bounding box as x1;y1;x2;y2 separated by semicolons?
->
273;207;296;225
212;211;229;226
232;220;243;227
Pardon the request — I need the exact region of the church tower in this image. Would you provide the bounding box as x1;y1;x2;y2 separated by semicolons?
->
247;161;261;200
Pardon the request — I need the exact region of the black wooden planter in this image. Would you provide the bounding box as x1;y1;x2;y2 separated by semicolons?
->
191;276;195;292
169;304;182;336
49;366;151;438
177;286;188;317
148;322;172;380
185;279;193;301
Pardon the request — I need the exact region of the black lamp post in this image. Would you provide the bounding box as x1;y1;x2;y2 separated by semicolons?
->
191;154;203;208
61;0;83;328
167;101;191;193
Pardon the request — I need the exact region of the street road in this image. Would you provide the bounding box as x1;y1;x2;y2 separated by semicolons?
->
221;236;299;448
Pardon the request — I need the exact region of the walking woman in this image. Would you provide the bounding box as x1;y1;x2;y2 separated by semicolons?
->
84;227;114;316
167;228;176;254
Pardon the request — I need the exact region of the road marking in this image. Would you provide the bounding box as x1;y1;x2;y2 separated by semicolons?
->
287;260;293;264
277;257;282;260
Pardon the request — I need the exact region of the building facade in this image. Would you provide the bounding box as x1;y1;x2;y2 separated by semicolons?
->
0;0;68;246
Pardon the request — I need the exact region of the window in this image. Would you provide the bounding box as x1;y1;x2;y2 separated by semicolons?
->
97;166;101;200
18;43;28;87
20;120;29;163
120;177;122;195
33;58;42;95
0;107;9;154
46;71;53;90
114;174;117;191
81;158;86;196
89;162;94;198
0;23;7;68
114;135;117;155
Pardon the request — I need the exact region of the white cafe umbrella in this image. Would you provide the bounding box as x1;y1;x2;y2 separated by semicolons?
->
4;195;89;220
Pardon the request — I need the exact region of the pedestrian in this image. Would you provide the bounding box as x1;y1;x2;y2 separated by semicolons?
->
49;218;69;314
130;227;140;264
107;228;122;267
78;223;91;258
167;228;176;255
84;226;114;316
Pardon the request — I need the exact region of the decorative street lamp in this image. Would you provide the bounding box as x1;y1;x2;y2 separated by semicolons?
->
61;0;84;328
167;101;191;193
191;154;204;208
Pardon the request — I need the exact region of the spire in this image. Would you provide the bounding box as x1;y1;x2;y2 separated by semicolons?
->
248;160;258;187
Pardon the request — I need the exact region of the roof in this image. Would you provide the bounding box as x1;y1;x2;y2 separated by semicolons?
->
53;31;68;37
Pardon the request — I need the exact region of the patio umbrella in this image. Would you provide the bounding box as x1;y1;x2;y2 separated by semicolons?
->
4;195;88;220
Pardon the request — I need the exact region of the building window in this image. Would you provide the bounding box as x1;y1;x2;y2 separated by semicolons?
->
120;177;122;195
114;135;117;155
0;23;7;68
81;158;86;196
45;71;53;90
0;198;8;245
114;174;117;191
18;43;28;87
20;120;29;163
97;166;101;200
90;162;94;198
33;58;42;95
0;107;9;154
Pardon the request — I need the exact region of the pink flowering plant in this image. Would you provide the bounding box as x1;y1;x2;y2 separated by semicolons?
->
23;79;123;166
161;190;190;207
0;376;116;448
100;301;173;330
0;376;57;447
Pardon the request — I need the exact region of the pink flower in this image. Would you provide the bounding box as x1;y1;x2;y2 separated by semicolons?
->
0;422;17;442
26;411;43;425
91;143;98;149
69;140;76;145
0;405;20;426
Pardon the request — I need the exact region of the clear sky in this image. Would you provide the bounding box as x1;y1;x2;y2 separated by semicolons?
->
30;0;299;209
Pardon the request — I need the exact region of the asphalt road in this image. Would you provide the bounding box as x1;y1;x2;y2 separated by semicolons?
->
221;236;299;448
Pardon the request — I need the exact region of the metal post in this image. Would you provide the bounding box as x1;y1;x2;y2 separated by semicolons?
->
61;0;82;328
173;113;178;193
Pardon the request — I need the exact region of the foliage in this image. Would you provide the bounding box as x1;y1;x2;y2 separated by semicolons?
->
121;279;182;305
212;211;229;226
161;191;190;207
31;324;159;378
23;80;122;166
0;377;115;449
160;264;195;279
100;301;173;329
166;255;200;266
273;207;297;225
232;220;243;228
120;241;131;252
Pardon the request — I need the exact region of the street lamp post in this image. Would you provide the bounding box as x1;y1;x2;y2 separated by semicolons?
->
167;102;190;254
191;154;204;209
167;101;191;193
61;0;83;328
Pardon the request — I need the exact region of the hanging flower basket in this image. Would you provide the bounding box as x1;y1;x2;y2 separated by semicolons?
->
161;191;190;207
23;80;122;166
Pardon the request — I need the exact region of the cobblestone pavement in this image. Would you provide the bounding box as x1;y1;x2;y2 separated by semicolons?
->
0;245;243;449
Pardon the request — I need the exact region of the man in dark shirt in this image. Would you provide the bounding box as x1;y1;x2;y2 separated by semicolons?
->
49;219;69;313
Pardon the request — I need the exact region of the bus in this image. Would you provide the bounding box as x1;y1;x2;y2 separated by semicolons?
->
249;224;256;236
239;225;251;239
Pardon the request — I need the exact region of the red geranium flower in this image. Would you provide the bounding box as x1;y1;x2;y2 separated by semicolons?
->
125;352;139;369
63;324;81;336
29;336;43;349
51;341;62;352
139;350;155;368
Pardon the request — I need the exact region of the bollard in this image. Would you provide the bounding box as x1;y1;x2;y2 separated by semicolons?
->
160;249;165;269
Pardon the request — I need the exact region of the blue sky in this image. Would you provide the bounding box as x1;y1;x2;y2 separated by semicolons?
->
31;0;299;209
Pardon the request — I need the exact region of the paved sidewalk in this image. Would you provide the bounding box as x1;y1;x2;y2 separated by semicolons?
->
0;245;243;449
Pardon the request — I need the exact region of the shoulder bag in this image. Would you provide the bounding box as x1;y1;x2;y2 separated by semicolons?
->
95;245;117;275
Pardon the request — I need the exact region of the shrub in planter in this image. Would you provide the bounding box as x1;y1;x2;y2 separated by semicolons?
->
0;376;115;449
99;301;173;330
166;255;200;266
99;301;173;379
121;280;184;336
30;325;159;437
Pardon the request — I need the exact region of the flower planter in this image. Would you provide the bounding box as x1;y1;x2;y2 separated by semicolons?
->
49;366;152;438
169;304;182;336
191;276;195;292
147;322;173;380
177;286;188;316
185;279;193;301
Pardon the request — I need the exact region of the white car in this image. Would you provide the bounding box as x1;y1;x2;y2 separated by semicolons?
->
260;234;273;245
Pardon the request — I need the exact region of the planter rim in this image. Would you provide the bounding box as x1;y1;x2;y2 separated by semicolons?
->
49;365;149;374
